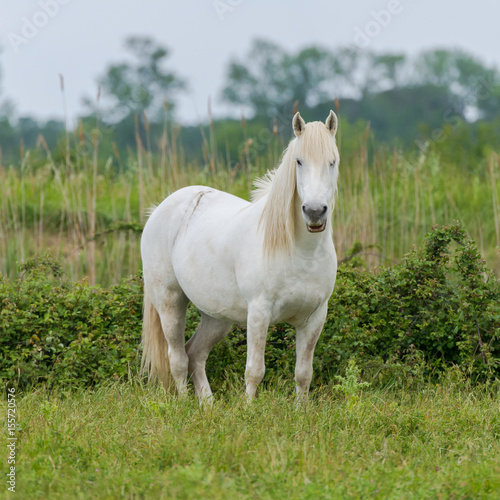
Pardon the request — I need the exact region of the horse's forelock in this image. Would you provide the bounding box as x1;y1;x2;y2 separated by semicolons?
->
294;122;339;165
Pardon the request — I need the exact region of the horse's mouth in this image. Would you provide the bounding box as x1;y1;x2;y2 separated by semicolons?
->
306;222;326;233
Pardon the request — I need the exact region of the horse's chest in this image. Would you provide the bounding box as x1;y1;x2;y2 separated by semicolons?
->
269;264;335;324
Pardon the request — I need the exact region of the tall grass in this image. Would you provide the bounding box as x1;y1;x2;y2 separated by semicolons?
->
0;118;498;285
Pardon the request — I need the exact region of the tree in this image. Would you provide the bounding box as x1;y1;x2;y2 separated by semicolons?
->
221;39;337;117
222;39;289;117
0;48;17;161
84;36;186;121
367;53;407;92
414;49;459;87
414;48;500;119
283;46;338;107
0;47;14;117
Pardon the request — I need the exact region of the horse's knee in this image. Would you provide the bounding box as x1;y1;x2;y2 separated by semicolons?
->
295;366;313;390
245;363;265;387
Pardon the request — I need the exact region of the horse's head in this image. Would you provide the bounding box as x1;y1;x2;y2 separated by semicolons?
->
292;111;339;233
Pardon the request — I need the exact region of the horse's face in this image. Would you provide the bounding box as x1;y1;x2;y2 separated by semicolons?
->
293;111;339;233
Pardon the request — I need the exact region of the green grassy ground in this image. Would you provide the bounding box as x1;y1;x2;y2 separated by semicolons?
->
2;379;499;499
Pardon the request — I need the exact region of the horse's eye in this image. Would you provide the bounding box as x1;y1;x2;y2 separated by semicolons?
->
296;159;302;166
330;160;336;168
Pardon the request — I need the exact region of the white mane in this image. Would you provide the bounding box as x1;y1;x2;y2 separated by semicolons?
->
251;169;277;202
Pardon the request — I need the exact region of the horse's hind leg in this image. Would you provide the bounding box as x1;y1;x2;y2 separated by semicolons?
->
185;313;232;400
155;290;190;394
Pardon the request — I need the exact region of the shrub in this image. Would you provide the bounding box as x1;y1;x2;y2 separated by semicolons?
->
1;222;499;390
315;222;500;385
0;256;143;388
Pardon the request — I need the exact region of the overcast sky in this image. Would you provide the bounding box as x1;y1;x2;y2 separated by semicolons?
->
1;0;499;125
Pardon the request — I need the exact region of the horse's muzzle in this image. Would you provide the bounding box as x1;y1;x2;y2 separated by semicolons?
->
302;203;327;233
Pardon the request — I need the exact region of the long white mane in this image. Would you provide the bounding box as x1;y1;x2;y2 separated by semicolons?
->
251;146;297;256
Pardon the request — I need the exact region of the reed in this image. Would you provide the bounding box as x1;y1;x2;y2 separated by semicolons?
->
489;153;500;248
0;118;498;286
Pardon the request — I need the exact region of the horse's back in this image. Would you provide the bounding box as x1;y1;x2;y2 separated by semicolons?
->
142;185;249;252
141;186;253;322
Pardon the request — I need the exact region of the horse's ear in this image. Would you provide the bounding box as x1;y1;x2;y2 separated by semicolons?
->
293;112;306;137
325;110;338;136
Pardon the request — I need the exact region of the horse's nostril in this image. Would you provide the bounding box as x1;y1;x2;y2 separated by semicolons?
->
321;205;328;216
302;204;306;213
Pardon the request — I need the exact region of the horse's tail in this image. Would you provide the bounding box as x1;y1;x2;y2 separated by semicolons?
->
140;293;174;390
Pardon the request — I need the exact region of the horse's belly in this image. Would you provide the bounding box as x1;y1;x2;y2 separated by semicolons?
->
176;267;249;324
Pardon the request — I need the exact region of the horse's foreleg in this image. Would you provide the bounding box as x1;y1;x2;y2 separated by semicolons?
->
295;302;328;402
185;313;232;401
245;305;270;400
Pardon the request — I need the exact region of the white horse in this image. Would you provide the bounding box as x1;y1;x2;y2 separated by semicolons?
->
141;111;340;401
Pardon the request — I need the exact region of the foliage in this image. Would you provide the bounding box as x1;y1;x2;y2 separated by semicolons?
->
332;359;371;399
222;38;337;117
0;256;143;389
221;41;500;130
320;222;500;384
1;222;499;391
414;48;500;120
1;42;500;167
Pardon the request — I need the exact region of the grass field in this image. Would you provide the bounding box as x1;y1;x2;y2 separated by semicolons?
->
1;379;500;499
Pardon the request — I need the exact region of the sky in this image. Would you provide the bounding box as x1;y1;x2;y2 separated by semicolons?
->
1;0;500;125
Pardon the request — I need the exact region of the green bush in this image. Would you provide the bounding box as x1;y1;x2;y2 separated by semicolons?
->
0;256;143;388
1;222;499;390
317;222;500;384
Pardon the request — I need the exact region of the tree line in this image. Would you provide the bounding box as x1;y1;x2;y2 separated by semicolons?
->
1;36;499;166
